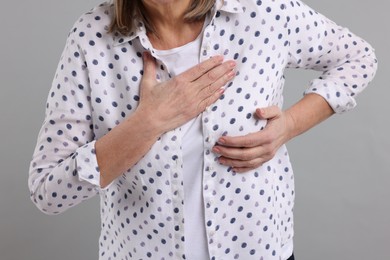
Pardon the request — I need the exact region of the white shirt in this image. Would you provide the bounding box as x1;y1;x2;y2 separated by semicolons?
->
29;0;377;259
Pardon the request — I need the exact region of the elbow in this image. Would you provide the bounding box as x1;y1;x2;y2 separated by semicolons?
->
344;48;378;98
28;174;68;216
363;48;378;84
358;42;378;86
29;188;66;216
370;51;378;81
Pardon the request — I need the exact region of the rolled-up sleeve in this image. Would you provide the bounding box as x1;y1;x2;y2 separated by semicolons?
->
29;29;102;215
285;0;378;113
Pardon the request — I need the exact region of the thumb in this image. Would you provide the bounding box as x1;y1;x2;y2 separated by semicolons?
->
141;52;157;87
255;105;282;120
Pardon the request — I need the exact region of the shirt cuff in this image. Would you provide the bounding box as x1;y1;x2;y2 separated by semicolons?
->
305;78;357;114
75;140;103;189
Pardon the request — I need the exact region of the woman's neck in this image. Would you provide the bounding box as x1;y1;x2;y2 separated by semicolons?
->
142;0;205;50
142;0;191;27
147;20;204;50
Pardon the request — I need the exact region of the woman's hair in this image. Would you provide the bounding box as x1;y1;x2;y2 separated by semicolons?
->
109;0;216;35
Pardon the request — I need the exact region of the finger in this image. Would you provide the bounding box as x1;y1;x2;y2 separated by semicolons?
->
196;60;236;88
187;61;235;113
141;52;157;86
218;156;264;169
217;131;265;148
197;68;235;103
179;55;224;82
203;68;236;95
212;145;263;161
232;167;257;173
255;106;282;120
197;85;226;112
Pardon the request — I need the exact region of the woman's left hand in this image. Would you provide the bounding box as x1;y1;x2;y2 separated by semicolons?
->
212;106;294;173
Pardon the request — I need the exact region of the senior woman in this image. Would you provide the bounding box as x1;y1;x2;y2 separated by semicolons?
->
29;0;377;259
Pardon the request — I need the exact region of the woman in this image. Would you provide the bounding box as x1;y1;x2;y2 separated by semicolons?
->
29;0;377;259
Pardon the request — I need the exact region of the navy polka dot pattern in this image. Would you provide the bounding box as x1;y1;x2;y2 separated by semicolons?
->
29;0;377;259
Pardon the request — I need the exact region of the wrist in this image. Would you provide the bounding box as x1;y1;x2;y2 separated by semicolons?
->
96;109;163;188
283;110;298;142
131;107;165;139
131;106;168;140
283;93;334;142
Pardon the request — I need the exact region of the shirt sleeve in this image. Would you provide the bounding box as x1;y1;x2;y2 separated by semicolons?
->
29;29;104;215
285;0;378;113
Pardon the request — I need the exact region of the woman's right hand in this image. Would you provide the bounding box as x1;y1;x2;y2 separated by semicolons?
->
96;53;235;187
136;52;236;135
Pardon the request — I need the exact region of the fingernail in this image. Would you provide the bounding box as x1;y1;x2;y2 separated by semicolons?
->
228;70;235;78
214;55;224;62
218;138;226;144
229;61;236;68
258;108;265;115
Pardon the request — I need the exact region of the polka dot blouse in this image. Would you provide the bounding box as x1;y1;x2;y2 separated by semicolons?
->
29;0;377;259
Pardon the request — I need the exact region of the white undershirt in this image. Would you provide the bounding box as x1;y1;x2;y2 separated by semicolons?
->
153;32;209;260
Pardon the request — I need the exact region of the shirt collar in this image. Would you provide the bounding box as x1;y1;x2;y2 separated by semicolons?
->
112;21;147;47
112;0;244;47
218;0;245;14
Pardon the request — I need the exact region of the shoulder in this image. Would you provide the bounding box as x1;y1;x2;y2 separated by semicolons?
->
219;0;290;19
236;0;309;14
234;0;326;27
67;1;114;47
237;0;289;9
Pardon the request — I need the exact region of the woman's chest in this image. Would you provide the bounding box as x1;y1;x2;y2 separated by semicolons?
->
84;25;289;138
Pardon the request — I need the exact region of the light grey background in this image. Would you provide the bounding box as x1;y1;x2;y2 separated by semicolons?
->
0;0;388;259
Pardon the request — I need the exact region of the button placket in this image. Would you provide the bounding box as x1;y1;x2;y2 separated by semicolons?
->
201;109;220;259
147;45;186;257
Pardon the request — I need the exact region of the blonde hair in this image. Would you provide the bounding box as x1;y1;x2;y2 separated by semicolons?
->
109;0;216;35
